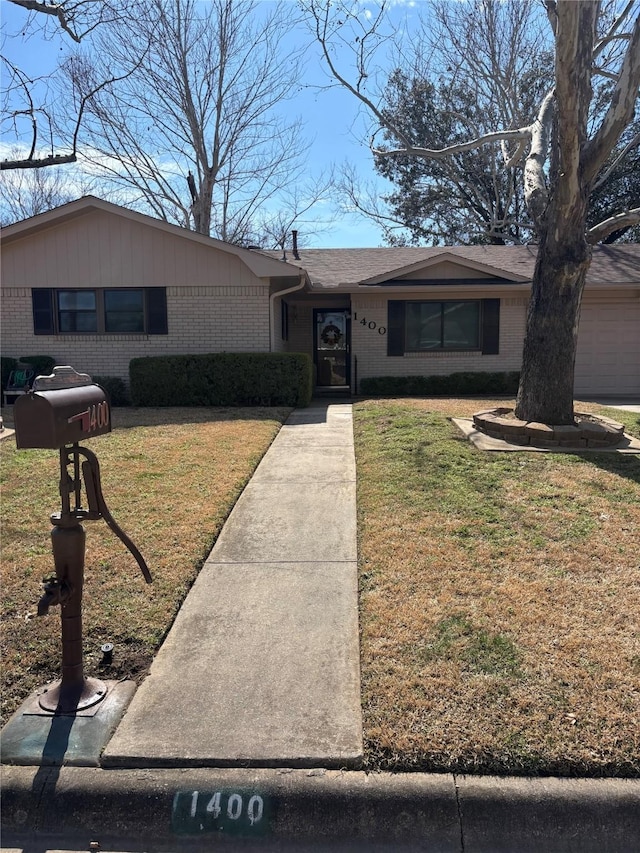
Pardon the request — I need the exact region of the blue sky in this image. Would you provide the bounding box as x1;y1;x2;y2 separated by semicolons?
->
1;0;422;247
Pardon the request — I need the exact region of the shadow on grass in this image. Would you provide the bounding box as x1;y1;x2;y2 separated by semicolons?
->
573;449;640;485
111;406;292;430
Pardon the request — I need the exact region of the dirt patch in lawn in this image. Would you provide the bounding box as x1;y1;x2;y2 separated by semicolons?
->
354;398;640;777
0;406;290;725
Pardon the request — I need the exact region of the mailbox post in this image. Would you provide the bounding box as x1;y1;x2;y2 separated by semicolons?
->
13;366;151;715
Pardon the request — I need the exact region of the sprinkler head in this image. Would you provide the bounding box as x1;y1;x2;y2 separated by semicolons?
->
100;642;114;664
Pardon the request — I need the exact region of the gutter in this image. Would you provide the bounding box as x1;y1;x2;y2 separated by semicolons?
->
269;273;307;351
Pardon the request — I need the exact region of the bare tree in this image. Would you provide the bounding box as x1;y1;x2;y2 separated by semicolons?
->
1;0;132;170
237;172;336;252
304;0;640;424
70;0;327;242
0;151;76;222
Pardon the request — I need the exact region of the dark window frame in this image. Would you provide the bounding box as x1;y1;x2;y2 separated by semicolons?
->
32;287;168;336
57;289;99;333
387;298;500;356
104;288;146;333
404;299;481;352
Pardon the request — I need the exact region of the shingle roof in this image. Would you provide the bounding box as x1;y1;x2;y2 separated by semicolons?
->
265;244;640;291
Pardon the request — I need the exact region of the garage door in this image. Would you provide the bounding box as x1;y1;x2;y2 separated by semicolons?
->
575;301;640;396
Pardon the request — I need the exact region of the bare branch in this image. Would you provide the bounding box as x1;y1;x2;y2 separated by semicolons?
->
1;153;77;170
522;89;555;228
591;131;640;190
586;206;640;243
583;11;640;184
593;0;637;60
373;127;531;161
8;0;83;42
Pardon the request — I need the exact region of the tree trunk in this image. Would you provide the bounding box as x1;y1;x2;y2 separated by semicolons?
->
514;233;590;425
514;1;597;427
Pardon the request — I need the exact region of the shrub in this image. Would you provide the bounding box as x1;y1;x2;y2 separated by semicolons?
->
129;352;313;408
360;371;520;397
92;375;130;407
19;355;56;379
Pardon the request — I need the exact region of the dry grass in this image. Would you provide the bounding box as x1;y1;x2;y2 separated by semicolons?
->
354;398;640;777
0;406;290;724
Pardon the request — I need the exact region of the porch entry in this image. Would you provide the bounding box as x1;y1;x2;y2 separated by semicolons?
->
314;309;351;389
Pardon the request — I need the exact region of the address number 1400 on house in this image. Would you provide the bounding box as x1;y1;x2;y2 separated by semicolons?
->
353;313;386;335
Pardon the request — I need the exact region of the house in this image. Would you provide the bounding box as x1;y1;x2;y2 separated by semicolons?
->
2;196;639;397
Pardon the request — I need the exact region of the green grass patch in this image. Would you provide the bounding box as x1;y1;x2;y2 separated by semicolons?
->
355;397;640;777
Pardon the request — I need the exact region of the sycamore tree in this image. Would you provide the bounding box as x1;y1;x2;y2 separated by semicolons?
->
305;0;640;424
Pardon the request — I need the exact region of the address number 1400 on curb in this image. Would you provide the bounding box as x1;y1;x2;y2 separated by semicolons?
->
172;790;270;836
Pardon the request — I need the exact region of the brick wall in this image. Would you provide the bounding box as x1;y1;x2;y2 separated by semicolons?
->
2;284;270;382
351;294;527;390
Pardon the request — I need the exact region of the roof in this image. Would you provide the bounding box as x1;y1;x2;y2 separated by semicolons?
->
272;244;640;291
4;198;638;292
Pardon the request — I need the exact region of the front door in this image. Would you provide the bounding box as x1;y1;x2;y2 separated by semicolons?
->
314;309;350;388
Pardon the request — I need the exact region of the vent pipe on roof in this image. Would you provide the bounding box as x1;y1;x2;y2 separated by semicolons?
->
292;230;300;260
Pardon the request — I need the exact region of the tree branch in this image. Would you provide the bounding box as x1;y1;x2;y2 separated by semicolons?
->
522;88;554;229
1;153;77;170
8;0;83;43
586;206;640;243
374;127;531;160
583;12;640;185
591;131;640;191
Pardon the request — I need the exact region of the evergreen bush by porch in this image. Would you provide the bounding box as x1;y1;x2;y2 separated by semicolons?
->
129;352;313;407
360;371;520;397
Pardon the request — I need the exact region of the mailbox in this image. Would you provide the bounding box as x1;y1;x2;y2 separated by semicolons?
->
12;365;151;716
14;366;111;449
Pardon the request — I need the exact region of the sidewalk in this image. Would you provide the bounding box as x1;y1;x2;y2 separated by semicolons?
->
102;401;362;768
2;401;640;851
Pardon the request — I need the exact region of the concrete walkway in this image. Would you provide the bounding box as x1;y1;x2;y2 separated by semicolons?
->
102;401;362;768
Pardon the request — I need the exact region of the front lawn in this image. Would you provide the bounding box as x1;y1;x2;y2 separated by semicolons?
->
0;407;290;725
354;398;640;777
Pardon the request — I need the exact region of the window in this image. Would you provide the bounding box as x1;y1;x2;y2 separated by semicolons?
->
57;291;98;333
32;288;167;335
105;290;145;332
406;301;480;351
388;299;500;356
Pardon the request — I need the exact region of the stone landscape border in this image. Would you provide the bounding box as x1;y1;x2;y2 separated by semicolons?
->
472;407;625;449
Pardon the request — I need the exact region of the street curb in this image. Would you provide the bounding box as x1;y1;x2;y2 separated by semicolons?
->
2;765;639;852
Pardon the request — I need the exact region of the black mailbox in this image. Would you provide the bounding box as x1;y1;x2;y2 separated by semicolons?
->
14;366;111;449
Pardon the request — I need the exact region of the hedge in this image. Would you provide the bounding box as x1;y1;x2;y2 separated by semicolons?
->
19;355;56;378
129;352;313;408
360;371;520;397
92;375;131;407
